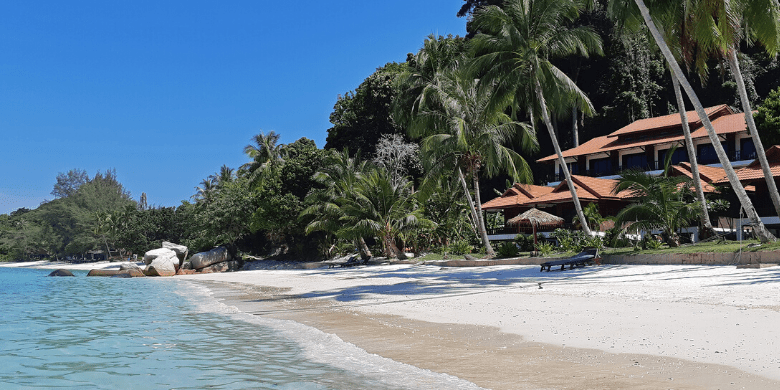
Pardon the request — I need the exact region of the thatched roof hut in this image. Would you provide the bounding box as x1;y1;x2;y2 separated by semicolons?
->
507;208;564;228
506;208;564;245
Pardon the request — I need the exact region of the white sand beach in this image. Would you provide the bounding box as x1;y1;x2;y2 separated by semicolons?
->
8;259;780;388
178;263;780;389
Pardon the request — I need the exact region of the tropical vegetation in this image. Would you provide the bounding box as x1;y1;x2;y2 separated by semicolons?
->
4;0;780;261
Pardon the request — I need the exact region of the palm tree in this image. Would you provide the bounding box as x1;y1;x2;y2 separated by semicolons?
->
241;131;283;184
610;0;777;243
339;168;433;259
685;0;780;219
470;0;603;237
613;155;699;247
409;69;535;257
301;149;374;259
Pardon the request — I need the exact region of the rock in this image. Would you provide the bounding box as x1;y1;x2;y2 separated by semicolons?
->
162;241;189;263
144;248;181;268
176;268;197;275
87;269;145;277
119;263;143;272
181;261;192;270
190;247;229;270
197;261;230;274
143;248;179;277
464;254;477;260
144;265;176;277
48;269;75;277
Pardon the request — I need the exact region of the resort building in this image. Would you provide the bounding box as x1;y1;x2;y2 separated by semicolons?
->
537;105;756;181
482;104;772;240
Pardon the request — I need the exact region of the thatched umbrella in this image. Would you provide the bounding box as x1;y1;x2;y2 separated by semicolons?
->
506;208;565;246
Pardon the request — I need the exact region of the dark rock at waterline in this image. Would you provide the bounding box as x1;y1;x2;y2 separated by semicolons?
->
48;269;75;277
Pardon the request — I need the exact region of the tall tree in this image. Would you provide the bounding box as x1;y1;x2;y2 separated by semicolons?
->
409;68;535;257
610;0;777;242
51;169;89;199
470;0;603;237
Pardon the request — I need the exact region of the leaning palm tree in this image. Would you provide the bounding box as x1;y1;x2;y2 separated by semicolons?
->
611;6;716;235
608;0;777;243
678;0;780;219
409;68;535;257
470;0;603;237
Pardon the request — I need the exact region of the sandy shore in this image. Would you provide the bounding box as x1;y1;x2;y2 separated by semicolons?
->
178;263;780;389
7;260;780;388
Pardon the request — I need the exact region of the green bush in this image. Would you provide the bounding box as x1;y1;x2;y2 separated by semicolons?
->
537;241;555;256
552;228;586;252
447;239;473;255
496;242;520;258
643;235;663;250
514;234;535;251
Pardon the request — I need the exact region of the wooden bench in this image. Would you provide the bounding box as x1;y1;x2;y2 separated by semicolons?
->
540;248;600;272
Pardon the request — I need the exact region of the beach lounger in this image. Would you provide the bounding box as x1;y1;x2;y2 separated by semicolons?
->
540;247;600;272
327;256;369;268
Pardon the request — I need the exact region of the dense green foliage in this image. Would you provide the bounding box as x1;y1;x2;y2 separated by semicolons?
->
5;0;780;262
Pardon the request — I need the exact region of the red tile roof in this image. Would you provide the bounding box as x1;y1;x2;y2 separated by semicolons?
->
538;107;744;163
519;175;634;207
481;183;555;210
609;105;730;137
715;145;780;184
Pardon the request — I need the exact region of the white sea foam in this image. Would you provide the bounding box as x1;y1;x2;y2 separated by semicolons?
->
177;280;483;390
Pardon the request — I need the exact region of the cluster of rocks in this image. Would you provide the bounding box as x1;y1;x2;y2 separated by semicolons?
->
79;242;242;278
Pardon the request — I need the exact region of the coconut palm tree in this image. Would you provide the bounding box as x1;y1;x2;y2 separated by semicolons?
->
409;68;535;257
609;0;777;242
339;168;433;259
682;0;780;219
241;131;283;184
301;149;374;259
613;163;699;248
469;0;603;237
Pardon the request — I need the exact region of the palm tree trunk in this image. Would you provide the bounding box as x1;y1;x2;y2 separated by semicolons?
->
457;167;482;240
572;106;579;147
728;49;780;218
472;170;496;257
534;79;593;236
358;237;372;260
633;0;776;243
671;72;714;234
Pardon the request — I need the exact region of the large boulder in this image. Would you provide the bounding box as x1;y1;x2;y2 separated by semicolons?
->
143;248;179;277
190;247;229;270
48;269;75;277
162;241;188;263
119;263;143;272
144;248;181;267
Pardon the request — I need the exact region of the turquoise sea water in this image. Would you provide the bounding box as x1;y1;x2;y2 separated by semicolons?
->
0;267;480;390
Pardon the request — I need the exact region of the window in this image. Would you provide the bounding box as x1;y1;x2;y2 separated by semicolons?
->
658;148;689;167
740;138;756;160
621;153;647;170
589;157;611;176
697;142;728;164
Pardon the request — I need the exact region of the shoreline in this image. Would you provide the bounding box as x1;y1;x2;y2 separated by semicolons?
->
6;260;780;388
179;264;780;389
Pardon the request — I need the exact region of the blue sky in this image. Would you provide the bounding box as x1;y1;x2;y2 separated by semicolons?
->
0;0;467;214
